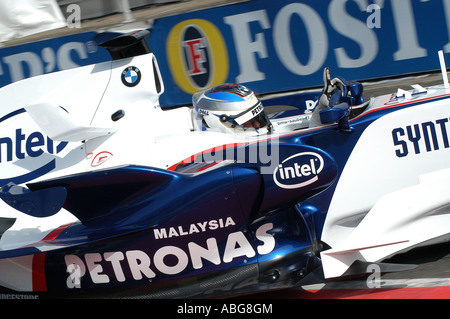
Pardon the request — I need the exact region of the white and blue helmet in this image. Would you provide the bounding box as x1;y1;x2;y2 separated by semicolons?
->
192;84;272;135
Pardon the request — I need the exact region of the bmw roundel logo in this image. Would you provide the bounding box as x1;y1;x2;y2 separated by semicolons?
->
121;66;141;87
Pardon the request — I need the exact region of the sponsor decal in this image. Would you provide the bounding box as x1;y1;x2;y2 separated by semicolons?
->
154;217;235;239
251;103;264;116
275;115;311;127
273;152;324;189
392;117;450;158
91;151;113;167
65;221;275;288
167;19;229;94
0;109;67;186
197;108;209;116
121;66;141;87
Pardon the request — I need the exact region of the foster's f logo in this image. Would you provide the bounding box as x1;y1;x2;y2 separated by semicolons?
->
167;19;229;94
183;38;207;76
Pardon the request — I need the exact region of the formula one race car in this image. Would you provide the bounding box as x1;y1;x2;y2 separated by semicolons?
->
0;30;449;298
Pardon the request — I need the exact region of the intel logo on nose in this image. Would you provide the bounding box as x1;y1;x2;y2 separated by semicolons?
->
273;152;324;189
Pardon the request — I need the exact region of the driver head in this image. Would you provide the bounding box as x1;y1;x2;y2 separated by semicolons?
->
192;83;272;136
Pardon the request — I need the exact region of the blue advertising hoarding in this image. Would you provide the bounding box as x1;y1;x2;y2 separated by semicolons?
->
0;32;111;87
150;0;450;106
1;0;450;107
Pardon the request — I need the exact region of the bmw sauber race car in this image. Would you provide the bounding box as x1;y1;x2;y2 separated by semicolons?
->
0;30;449;298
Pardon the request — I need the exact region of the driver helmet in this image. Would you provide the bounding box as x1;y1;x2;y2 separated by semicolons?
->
192;83;272;135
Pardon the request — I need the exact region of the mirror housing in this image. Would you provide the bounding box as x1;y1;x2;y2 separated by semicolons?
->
320;102;352;133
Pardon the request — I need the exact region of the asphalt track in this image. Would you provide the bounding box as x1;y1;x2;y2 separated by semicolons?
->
4;0;450;300
246;241;450;299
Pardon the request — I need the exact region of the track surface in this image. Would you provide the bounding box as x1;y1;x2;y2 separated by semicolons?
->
245;241;450;299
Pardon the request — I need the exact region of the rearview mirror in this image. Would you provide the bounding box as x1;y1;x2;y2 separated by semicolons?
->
320;102;352;133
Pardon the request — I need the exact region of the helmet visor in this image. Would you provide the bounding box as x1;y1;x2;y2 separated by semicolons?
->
231;102;271;131
241;110;270;129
